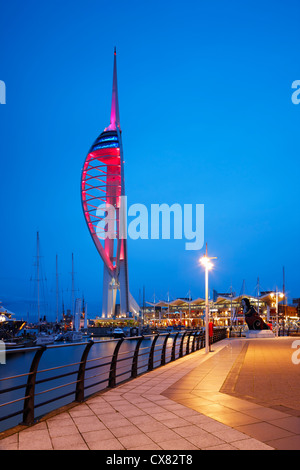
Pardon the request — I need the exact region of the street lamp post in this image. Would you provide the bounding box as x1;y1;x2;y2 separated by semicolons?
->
270;289;285;337
200;244;217;353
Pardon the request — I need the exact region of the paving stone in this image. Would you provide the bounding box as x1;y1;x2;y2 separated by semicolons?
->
0;434;18;450
159;438;199;450
236;422;294;442
118;433;155;449
232;438;273;450
19;430;53;450
81;428;115;443
48;422;81;438
266;435;300;450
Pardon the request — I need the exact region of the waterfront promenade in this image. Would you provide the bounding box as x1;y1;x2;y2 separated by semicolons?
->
1;336;300;450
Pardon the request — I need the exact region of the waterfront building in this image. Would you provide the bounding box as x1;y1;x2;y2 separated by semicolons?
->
144;293;298;328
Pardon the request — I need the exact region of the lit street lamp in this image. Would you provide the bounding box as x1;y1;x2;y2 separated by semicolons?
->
270;289;285;337
200;244;217;353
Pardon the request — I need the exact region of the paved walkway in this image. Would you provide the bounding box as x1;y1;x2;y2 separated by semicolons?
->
1;337;300;450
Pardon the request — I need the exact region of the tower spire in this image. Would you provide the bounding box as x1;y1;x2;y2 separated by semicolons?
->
107;47;120;131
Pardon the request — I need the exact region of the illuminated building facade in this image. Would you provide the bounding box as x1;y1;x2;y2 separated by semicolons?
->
145;293;297;328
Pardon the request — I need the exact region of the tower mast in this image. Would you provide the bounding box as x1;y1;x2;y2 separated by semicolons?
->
108;47;120;131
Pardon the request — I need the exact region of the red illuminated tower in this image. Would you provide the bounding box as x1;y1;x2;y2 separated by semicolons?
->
81;49;138;318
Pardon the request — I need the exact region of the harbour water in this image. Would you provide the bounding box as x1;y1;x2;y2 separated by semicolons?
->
0;334;177;433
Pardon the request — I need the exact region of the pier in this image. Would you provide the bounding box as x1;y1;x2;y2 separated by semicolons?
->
1;336;300;450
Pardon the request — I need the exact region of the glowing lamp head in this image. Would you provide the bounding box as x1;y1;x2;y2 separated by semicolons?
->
200;256;213;270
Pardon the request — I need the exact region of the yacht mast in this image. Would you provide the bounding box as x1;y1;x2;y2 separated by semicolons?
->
56;254;59;323
71;253;75;318
37;231;40;323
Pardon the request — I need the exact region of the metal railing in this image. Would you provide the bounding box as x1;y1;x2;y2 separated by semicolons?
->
0;328;226;431
227;326;300;337
278;326;300;336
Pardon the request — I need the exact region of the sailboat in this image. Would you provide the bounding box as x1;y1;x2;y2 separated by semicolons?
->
65;296;83;342
34;232;54;345
56;254;84;343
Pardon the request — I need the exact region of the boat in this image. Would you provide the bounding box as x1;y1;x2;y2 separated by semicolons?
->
0;309;27;343
3;338;36;349
35;332;55;345
54;330;83;343
113;328;125;338
63;331;83;342
54;332;65;342
3;342;25;350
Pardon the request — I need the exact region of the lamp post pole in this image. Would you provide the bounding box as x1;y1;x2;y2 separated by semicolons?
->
270;289;284;337
200;244;217;354
205;260;209;353
274;289;277;337
276;288;280;338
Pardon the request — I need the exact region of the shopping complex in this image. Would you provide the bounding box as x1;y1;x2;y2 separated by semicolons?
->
90;292;300;331
143;293;299;329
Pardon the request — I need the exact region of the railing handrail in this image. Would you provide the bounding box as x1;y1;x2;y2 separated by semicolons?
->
3;330;210;355
0;328;227;431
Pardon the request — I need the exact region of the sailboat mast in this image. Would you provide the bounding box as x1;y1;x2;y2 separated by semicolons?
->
230;282;233;328
56;254;59;323
257;276;260;315
37;231;40;323
283;266;286;304
71;253;75;319
143;285;145;325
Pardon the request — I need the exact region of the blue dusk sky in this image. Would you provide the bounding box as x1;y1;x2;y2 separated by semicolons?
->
0;0;299;320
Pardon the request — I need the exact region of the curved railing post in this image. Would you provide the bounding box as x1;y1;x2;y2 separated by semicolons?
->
191;332;197;352
131;336;144;378
201;331;205;349
148;334;159;371
179;332;187;358
196;332;201;350
161;333;170;366
108;338;124;388
22;346;46;426
75;340;94;402
171;332;179;361
186;331;193;355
